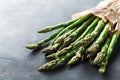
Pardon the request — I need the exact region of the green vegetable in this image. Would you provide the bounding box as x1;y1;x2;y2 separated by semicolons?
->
50;13;93;46
93;36;111;65
67;27;95;65
55;20;104;58
41;28;76;54
86;22;111;58
99;31;119;74
26;28;63;50
60;16;96;49
39;49;78;71
37;19;78;33
67;46;85;65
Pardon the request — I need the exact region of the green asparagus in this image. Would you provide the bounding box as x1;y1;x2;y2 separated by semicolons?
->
37;19;78;33
86;22;111;58
41;28;76;54
39;48;78;70
73;20;105;48
93;36;111;65
59;16;96;49
26;28;63;50
99;31;119;74
41;14;93;54
55;20;104;58
67;27;95;64
50;13;93;46
46;53;56;59
67;46;85;65
25;7;120;73
46;17;98;57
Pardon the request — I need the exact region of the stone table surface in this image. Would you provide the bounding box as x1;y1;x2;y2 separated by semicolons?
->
0;0;120;80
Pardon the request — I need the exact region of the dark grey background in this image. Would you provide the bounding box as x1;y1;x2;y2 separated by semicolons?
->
0;0;120;80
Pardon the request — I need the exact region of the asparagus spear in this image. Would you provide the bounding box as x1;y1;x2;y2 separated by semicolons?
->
93;36;111;65
50;13;92;46
47;46;85;60
74;17;100;42
73;20;105;48
55;20;104;58
38;59;60;70
41;14;92;54
46;53;56;59
86;22;111;58
45;17;99;59
26;28;63;50
41;28;77;54
39;48;78;71
37;19;78;33
67;28;94;65
59;16;96;49
54;28;77;44
67;46;85;65
68;20;105;61
99;31;119;74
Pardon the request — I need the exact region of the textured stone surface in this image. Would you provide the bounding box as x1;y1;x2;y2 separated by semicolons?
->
0;0;120;80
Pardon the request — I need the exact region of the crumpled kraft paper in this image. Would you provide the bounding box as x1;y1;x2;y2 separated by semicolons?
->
72;0;120;34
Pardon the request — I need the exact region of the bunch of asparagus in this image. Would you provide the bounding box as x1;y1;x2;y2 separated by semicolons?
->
26;14;119;74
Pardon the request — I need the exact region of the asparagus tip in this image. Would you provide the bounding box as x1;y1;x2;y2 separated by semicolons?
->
26;44;36;50
67;61;73;65
67;56;79;65
38;66;44;71
46;54;55;59
37;30;41;33
41;47;49;53
99;66;106;74
37;30;44;33
46;55;51;59
38;59;60;71
93;52;105;65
